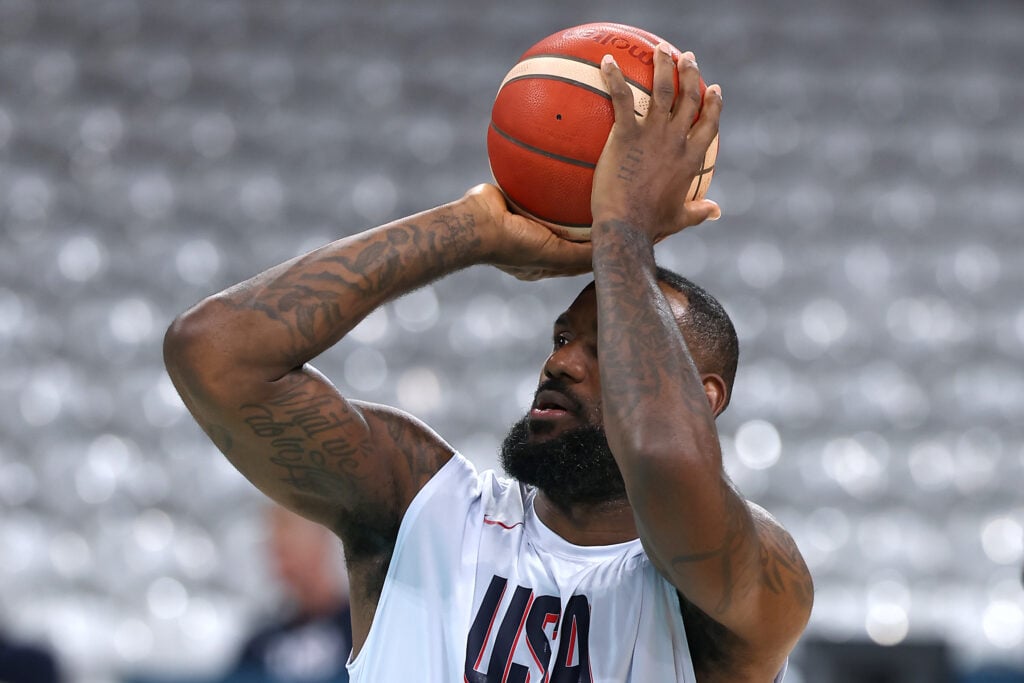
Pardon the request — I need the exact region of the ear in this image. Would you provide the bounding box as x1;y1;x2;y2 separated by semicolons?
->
701;374;729;417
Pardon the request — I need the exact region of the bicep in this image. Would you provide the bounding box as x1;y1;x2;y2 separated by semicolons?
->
178;363;452;533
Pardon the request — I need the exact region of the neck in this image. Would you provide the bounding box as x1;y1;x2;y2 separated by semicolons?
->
297;579;346;618
534;491;639;546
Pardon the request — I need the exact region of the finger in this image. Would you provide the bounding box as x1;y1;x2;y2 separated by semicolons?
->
648;42;677;118
502;266;545;282
600;54;638;127
671;51;703;130
687;83;722;155
545;234;594;266
553;266;594;279
501;256;593;280
537;239;594;278
684;198;722;226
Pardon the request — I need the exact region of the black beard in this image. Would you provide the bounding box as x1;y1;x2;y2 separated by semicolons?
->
499;415;627;509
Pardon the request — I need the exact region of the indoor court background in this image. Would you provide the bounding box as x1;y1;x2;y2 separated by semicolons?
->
1;0;1022;681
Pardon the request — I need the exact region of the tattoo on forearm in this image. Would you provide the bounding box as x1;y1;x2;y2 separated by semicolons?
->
229;211;482;360
591;220;814;622
592;221;712;426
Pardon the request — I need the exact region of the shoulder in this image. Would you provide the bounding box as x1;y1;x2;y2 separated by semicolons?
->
679;501;811;680
335;403;457;581
746;501;782;529
353;400;455;471
746;502;814;614
345;400;457;515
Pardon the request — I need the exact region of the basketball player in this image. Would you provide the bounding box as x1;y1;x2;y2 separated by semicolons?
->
165;46;812;682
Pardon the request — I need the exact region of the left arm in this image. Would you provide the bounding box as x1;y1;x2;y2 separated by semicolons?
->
591;46;812;669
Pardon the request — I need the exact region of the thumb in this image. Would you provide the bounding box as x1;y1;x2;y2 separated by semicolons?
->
685;199;722;224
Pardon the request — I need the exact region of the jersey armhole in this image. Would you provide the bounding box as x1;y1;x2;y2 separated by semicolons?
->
347;452;477;673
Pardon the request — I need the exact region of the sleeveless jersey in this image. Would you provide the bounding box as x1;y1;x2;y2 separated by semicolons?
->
347;453;787;682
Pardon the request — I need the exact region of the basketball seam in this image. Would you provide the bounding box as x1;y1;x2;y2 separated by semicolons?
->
499;74;644;118
514;53;654;96
503;73;611;101
488;122;596;170
504;194;592;230
497;56;652;117
691;164;716;201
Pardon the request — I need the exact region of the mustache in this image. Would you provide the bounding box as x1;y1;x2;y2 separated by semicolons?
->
533;377;583;414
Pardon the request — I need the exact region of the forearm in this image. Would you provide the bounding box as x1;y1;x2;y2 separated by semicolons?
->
167;197;489;387
590;218;753;606
590;219;717;462
585;45;810;655
162;198;489;525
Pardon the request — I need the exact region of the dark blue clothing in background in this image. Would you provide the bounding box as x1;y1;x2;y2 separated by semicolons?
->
0;633;61;683
231;604;351;683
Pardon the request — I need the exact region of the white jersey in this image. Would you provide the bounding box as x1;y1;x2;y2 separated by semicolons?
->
348;453;787;682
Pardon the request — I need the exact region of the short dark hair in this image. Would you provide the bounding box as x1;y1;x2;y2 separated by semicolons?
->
655;266;740;395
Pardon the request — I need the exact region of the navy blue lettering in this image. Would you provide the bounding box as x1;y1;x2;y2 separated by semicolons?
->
524;595;561;672
465;576;592;682
550;595;592;683
465;575;509;682
487;585;533;682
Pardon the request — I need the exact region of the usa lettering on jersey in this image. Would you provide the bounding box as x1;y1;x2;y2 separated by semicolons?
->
465;575;593;683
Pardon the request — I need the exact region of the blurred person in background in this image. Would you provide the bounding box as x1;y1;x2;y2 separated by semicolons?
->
0;627;61;683
125;505;350;683
223;504;351;683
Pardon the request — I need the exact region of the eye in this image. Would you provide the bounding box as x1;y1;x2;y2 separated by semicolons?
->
553;332;570;350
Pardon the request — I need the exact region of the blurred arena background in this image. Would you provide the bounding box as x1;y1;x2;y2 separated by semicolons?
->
1;0;1023;681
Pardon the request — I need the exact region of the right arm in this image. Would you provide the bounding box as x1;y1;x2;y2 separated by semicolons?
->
163;186;590;538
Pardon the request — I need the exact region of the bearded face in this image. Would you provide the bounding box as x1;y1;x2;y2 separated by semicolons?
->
499;377;626;508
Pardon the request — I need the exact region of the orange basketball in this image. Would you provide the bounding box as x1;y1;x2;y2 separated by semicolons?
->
487;22;719;241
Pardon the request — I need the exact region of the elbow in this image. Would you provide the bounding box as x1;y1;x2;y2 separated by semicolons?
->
162;298;236;399
164;295;287;405
163;309;193;375
163;301;209;373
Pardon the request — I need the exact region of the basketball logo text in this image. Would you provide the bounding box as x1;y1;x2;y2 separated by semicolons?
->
577;28;654;65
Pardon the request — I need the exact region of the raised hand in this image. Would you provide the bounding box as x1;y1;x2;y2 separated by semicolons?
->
591;44;723;242
464;183;594;281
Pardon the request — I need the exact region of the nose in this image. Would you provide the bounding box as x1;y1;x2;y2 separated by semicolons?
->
542;341;588;384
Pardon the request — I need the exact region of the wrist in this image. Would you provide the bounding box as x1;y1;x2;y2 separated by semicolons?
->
457;185;508;264
436;193;499;267
590;216;656;247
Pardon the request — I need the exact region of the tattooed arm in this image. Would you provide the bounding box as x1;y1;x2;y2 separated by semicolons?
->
591;47;812;676
163;187;591;549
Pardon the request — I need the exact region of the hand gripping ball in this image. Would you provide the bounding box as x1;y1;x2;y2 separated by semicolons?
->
487;22;719;241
